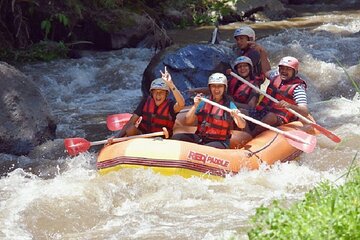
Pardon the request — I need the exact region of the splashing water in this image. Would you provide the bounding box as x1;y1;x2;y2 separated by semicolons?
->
1;11;360;240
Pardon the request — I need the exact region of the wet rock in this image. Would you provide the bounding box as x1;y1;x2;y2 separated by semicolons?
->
142;44;236;104
28;139;68;160
0;153;33;177
235;0;298;21
74;10;172;51
0;62;56;155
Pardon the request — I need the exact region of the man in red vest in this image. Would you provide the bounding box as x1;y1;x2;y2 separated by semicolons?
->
251;56;309;136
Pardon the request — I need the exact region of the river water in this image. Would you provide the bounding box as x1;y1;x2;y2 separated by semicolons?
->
1;10;360;240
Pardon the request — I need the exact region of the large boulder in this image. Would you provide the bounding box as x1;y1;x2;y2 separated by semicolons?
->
142;44;236;104
0;62;56;155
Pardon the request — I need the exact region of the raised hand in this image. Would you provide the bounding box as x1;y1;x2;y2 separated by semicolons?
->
160;66;174;86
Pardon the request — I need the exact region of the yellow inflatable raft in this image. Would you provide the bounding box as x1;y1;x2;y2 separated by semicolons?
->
97;120;313;180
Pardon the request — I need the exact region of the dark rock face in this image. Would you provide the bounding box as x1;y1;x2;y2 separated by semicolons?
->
142;44;236;104
0;62;56;155
72;11;172;51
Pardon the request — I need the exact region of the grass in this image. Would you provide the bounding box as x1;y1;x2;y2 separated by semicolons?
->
247;152;360;240
335;58;360;94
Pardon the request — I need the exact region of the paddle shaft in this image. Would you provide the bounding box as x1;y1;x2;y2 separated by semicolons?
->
228;71;341;142
229;71;312;120
200;97;309;145
90;130;167;146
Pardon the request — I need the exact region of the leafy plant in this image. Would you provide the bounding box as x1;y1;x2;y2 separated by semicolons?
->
2;41;69;63
41;13;70;40
247;156;360;240
187;0;236;26
335;59;360;94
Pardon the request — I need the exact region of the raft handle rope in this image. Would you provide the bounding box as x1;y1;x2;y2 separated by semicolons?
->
244;133;280;162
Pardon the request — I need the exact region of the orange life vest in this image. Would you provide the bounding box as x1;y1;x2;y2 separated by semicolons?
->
196;97;233;141
256;76;307;123
138;97;174;134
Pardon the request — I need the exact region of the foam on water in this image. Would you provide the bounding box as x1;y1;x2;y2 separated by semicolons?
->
2;12;359;240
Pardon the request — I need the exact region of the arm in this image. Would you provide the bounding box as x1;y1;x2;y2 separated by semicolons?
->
277;85;309;117
277;101;309;117
117;114;140;137
161;67;185;113
185;94;201;125
229;102;246;129
231;109;246;129
249;41;271;74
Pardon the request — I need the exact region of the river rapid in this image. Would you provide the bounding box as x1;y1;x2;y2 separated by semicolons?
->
1;10;360;240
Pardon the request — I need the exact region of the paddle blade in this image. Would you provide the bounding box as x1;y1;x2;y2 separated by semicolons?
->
285;130;317;153
64;138;91;156
311;123;341;143
107;113;132;131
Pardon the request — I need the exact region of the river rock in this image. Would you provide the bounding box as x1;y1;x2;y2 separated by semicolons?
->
235;0;297;20
0;62;56;156
74;9;172;51
142;44;236;104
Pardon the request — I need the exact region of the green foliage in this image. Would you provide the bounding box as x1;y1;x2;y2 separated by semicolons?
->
1;41;69;63
1;0;240;61
335;59;360;94
41;13;70;40
41;20;51;39
248;164;360;239
187;0;236;26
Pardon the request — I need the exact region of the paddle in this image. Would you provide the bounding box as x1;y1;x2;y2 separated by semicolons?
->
200;97;317;153
186;87;210;95
226;69;341;143
64;127;169;156
106;113;132;131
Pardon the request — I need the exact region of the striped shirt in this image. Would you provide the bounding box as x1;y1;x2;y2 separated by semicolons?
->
293;85;307;105
268;70;307;105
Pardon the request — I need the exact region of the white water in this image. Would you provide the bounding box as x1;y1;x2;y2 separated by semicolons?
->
1;10;360;240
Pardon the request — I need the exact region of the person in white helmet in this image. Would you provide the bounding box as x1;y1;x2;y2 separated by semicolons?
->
233;25;271;79
172;73;246;149
116;67;185;137
228;56;261;110
251;56;310;136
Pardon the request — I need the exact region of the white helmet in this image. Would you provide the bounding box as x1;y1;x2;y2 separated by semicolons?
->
233;26;256;41
232;56;253;70
208;73;227;88
150;78;170;92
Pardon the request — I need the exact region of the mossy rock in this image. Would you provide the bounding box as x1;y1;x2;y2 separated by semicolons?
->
95;9;139;33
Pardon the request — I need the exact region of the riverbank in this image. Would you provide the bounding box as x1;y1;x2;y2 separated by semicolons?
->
167;9;360;45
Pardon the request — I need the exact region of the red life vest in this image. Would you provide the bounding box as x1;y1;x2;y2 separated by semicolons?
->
228;75;262;104
256;76;307;123
196;97;233;141
138;97;174;134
